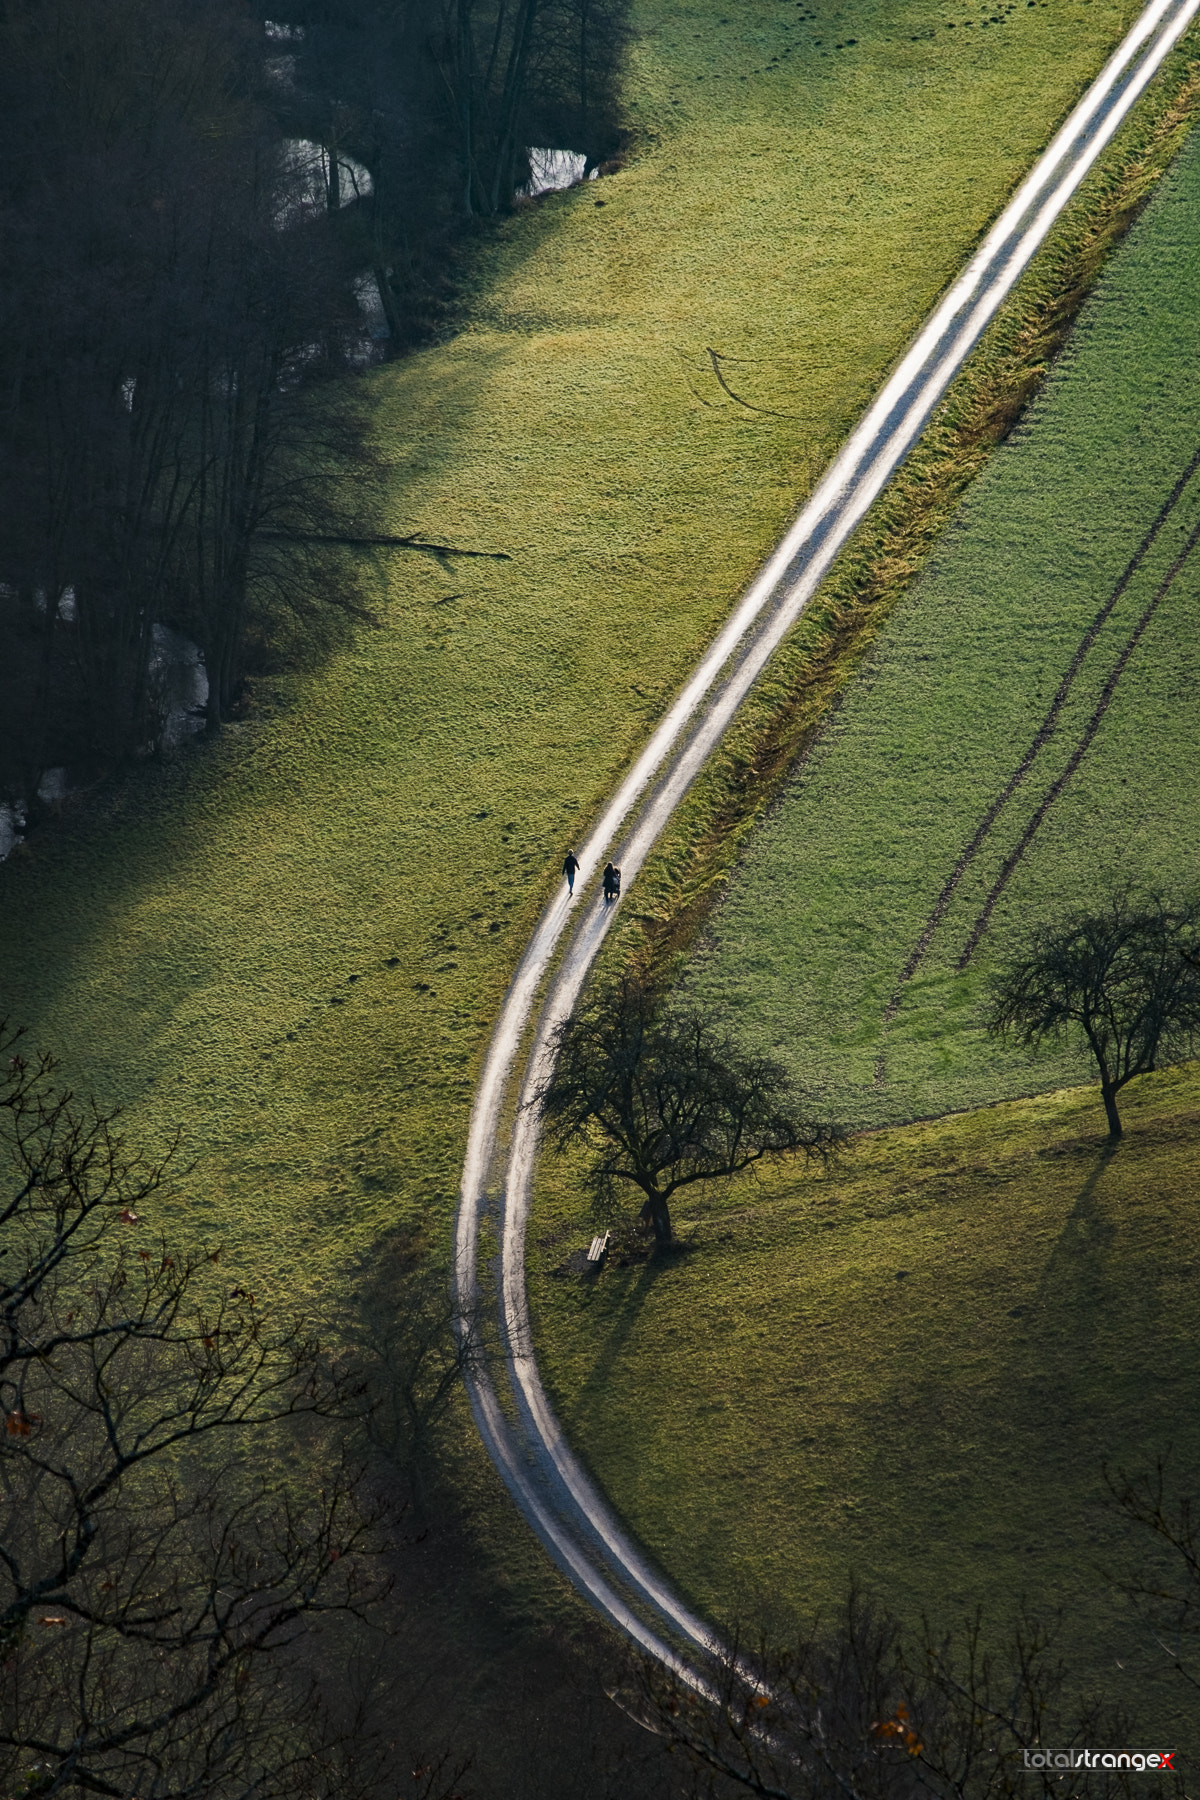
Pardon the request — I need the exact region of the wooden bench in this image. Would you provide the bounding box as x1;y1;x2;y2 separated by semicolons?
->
586;1232;611;1264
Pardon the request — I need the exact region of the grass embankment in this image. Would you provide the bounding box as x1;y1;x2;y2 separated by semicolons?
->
675;112;1200;1128
529;1065;1200;1754
0;0;1173;1764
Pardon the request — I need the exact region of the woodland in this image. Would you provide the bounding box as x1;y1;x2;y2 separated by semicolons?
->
0;0;628;814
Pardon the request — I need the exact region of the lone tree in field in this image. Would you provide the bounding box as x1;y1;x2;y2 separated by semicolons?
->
536;980;843;1248
986;893;1200;1140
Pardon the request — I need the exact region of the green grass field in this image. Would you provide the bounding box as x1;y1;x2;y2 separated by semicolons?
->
0;0;1142;1297
680;117;1200;1129
521;68;1200;1767
0;0;1187;1765
528;1063;1200;1753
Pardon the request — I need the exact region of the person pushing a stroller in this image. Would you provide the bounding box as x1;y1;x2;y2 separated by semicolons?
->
602;862;621;905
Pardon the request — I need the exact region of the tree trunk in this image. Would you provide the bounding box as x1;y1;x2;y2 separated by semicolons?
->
457;0;476;214
490;0;540;214
204;663;222;735
640;1192;672;1247
1101;1083;1124;1140
372;264;405;351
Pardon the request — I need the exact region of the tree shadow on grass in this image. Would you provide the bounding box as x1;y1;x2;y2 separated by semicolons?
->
847;1124;1184;1616
1031;1136;1120;1312
563;1248;684;1435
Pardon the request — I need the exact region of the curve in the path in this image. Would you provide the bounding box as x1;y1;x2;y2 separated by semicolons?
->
453;0;1200;1674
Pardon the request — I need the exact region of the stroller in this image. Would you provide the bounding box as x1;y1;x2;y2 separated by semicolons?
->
602;863;622;904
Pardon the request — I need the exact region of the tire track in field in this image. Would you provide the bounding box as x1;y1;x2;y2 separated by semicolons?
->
881;439;1200;1021
956;506;1200;962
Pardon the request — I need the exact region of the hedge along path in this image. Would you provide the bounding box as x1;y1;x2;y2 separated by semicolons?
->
458;0;1200;1669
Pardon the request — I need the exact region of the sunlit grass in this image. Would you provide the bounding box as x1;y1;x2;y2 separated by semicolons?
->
682;119;1200;1128
524;122;1200;1756
529;1061;1200;1753
0;0;1143;1297
0;0;1189;1758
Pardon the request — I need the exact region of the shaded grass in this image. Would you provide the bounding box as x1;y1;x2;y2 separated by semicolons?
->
528;1062;1200;1755
677;106;1200;1129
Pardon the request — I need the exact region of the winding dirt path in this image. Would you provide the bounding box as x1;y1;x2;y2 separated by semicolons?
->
453;0;1200;1673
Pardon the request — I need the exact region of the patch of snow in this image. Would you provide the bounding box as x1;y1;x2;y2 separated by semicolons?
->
0;627;211;867
37;768;68;804
149;624;208;749
0;802;25;862
523;148;594;197
353;272;390;341
279;139;373;228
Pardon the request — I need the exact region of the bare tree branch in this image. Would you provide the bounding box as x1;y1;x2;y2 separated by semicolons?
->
0;1026;463;1800
986;892;1200;1139
535;978;844;1247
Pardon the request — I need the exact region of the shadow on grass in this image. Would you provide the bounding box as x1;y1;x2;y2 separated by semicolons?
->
1030;1135;1126;1332
564;1248;687;1431
848;1115;1185;1614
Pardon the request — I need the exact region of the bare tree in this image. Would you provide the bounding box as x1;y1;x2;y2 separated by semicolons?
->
627;1590;1150;1800
0;1024;462;1800
280;0;630;304
986;893;1200;1140
536;979;843;1248
425;0;629;214
1106;1455;1200;1701
347;1232;482;1520
166;177;362;731
0;0;367;790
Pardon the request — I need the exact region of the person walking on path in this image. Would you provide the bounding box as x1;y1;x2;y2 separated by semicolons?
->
563;850;580;895
602;862;620;905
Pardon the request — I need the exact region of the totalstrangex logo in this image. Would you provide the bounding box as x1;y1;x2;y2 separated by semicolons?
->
1021;1750;1176;1773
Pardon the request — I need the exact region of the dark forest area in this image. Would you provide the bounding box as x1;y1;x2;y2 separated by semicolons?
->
0;0;629;833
